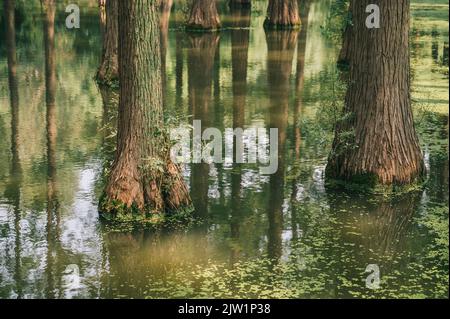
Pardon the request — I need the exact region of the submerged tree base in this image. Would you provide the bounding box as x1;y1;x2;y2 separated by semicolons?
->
99;194;195;230
324;172;426;198
185;24;221;32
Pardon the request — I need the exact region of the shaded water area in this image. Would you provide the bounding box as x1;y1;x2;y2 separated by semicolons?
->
0;0;448;298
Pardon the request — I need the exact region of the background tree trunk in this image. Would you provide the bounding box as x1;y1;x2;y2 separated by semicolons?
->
186;0;221;30
326;0;424;186
96;0;119;86
101;0;192;217
264;0;301;29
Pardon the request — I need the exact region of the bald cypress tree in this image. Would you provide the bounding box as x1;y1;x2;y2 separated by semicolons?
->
100;0;192;220
326;0;424;186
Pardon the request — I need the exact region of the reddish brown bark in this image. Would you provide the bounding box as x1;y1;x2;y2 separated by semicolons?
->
264;0;300;29
186;0;221;30
101;0;191;217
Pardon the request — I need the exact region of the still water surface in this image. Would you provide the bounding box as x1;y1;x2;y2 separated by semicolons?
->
0;0;448;298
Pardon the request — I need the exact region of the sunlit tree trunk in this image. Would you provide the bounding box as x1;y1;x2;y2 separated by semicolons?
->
101;0;192;218
186;0;221;30
96;0;119;86
264;0;300;29
326;0;424;186
265;30;298;261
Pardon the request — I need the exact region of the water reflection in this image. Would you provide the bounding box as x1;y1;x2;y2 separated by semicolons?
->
0;0;447;299
266;29;298;262
4;0;23;299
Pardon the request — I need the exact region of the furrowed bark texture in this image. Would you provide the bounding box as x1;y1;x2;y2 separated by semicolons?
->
102;0;191;216
326;0;424;185
264;0;300;29
187;0;221;30
96;0;119;85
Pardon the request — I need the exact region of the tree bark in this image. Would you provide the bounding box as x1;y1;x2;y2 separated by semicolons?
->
96;0;119;86
326;0;424;186
186;0;221;30
101;0;192;218
264;0;301;30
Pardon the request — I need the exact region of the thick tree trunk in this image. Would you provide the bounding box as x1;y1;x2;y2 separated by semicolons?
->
101;0;192;218
265;29;298;261
326;0;424;186
186;0;221;30
96;0;119;86
264;0;300;29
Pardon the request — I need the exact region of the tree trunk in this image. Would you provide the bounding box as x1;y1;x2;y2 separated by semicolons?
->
96;0;119;86
264;0;300;30
186;0;221;30
326;0;424;186
100;0;192;219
